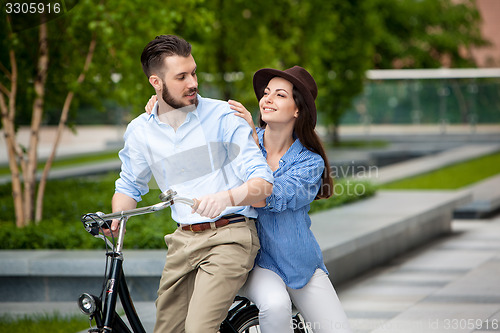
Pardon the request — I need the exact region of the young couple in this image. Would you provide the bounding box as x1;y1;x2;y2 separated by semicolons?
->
113;34;351;332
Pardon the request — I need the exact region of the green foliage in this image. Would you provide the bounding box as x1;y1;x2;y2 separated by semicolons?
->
0;172;177;249
194;0;381;131
309;0;380;128
372;0;486;69
309;178;377;214
1;0;487;224
1;0;487;129
0;313;88;333
382;151;500;190
0;174;375;249
1;0;215;126
330;140;388;149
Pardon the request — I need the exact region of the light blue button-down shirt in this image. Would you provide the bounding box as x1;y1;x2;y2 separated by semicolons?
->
254;127;328;289
115;95;273;225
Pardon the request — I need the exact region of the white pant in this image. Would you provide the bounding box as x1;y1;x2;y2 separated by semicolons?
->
240;266;352;333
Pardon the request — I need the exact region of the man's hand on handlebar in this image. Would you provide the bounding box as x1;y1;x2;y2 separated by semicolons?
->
97;190;233;239
191;191;233;219
102;219;123;238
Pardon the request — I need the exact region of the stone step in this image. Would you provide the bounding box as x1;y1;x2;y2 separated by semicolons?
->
454;174;500;219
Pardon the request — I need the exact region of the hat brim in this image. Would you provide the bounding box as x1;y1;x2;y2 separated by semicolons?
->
253;68;317;125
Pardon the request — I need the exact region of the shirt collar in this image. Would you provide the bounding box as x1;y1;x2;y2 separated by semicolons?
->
257;127;266;156
147;102;159;122
282;136;303;164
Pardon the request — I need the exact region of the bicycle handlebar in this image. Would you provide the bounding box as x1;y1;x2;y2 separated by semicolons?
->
81;189;195;227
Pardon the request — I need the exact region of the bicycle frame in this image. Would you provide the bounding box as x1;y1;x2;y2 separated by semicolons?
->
78;216;145;332
79;190;180;332
78;189;258;333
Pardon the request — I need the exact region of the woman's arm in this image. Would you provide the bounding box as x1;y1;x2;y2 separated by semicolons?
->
228;100;259;146
264;155;324;212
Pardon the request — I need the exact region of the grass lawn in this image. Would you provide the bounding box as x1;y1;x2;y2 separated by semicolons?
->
0;314;89;333
381;151;500;189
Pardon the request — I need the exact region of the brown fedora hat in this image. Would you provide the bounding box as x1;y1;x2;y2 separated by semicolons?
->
253;66;318;126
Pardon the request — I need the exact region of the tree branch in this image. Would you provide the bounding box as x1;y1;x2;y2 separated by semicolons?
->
0;83;10;96
0;61;12;81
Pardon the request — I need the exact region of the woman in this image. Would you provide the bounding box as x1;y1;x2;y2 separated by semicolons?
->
229;66;351;333
145;66;351;332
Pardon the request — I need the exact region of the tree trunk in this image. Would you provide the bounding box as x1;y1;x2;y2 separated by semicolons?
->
35;36;97;222
0;45;25;227
23;21;49;223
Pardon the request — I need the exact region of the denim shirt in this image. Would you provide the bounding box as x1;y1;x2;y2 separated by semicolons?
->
254;128;328;289
115;95;273;224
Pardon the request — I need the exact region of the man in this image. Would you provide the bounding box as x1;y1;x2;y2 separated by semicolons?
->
110;35;273;332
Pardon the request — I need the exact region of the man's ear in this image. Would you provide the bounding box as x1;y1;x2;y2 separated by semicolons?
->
149;75;162;91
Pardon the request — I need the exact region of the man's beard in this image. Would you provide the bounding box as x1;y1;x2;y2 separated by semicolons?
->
162;82;198;109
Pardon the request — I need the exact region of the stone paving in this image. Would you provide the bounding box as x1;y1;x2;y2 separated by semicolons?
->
339;216;500;333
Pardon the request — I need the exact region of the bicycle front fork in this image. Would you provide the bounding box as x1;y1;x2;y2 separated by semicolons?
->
78;252;145;333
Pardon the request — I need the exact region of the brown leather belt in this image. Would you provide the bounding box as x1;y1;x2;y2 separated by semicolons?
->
179;214;250;232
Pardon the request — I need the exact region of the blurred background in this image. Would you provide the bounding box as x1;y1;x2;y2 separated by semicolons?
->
1;0;499;132
1;0;499;224
0;0;499;231
1;1;500;332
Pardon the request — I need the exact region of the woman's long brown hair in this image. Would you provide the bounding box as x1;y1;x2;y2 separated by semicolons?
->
259;84;333;199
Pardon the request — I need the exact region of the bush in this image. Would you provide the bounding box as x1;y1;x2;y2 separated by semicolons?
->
0;174;376;249
310;178;377;214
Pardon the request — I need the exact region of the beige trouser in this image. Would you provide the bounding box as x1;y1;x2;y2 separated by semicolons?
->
154;220;259;333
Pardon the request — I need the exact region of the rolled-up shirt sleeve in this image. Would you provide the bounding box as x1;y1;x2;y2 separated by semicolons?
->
264;154;324;213
115;122;151;202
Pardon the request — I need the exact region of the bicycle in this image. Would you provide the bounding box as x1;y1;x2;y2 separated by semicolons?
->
78;189;310;333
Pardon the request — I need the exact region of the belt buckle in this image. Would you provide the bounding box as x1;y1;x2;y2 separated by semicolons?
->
189;224;203;233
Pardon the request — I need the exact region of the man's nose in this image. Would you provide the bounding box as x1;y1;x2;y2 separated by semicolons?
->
187;74;198;88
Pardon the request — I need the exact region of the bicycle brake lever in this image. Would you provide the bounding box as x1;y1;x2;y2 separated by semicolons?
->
82;219;100;236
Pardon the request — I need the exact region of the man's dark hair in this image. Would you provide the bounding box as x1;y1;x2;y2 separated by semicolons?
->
141;35;192;77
